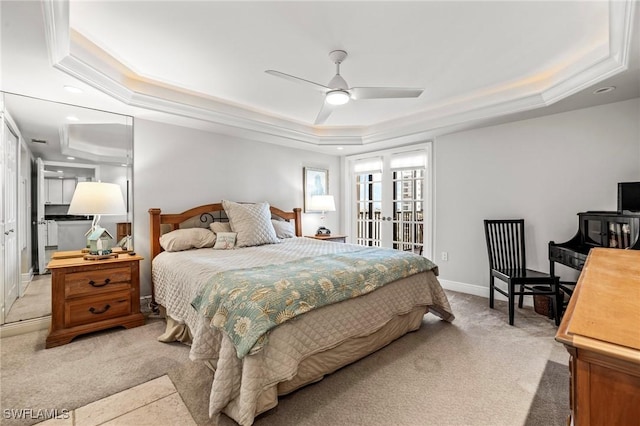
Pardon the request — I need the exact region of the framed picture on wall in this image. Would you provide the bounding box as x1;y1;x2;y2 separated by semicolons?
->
303;167;328;212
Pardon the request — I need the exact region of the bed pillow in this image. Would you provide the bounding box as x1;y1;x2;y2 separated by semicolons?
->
222;200;279;247
213;232;237;250
159;228;216;252
209;222;232;234
271;219;295;239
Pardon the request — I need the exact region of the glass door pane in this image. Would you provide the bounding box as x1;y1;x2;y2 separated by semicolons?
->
392;169;424;254
355;172;382;246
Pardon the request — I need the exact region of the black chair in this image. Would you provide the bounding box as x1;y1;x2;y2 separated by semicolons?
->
483;219;562;326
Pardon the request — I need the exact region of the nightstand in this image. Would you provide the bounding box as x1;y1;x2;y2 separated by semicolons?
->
46;254;145;348
306;234;347;243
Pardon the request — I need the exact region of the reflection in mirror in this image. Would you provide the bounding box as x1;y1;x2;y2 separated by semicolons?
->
1;92;133;325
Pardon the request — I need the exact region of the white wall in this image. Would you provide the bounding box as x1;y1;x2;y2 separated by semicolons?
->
434;98;640;295
133;119;341;296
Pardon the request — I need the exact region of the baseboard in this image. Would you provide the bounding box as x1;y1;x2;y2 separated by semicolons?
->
439;278;534;306
439;279;488;297
0;316;51;338
20;269;34;296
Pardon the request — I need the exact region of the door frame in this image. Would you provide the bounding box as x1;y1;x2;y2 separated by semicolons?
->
343;142;434;260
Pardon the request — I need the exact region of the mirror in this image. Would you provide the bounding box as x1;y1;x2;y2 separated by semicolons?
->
1;92;133;325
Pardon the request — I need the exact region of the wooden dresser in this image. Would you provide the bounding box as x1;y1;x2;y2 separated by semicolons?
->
46;254;145;348
555;248;640;425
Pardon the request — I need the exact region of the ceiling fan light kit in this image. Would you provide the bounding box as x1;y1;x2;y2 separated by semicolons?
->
265;49;424;124
326;90;350;105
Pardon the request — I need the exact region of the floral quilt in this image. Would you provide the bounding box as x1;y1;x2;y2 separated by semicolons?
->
191;246;437;358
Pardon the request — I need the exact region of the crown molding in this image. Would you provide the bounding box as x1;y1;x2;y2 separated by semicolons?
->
42;0;636;149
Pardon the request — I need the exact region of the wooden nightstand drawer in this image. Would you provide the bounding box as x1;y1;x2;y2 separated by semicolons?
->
65;291;132;328
65;266;132;297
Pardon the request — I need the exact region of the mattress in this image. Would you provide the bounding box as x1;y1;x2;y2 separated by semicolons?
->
152;237;454;425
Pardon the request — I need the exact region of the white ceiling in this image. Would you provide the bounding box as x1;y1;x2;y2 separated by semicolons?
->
1;1;639;155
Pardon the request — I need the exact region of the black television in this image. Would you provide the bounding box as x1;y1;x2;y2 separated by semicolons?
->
618;182;640;213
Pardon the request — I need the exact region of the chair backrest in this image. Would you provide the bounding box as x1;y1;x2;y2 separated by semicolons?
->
484;219;526;271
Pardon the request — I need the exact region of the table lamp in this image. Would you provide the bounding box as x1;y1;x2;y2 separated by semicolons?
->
310;194;336;235
67;182;126;251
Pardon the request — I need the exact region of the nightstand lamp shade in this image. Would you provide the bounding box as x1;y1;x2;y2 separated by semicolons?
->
309;195;336;213
310;195;336;236
68;182;126;244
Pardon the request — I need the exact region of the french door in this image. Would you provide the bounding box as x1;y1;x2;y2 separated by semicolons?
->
348;144;432;259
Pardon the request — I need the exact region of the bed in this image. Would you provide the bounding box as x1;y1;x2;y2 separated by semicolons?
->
149;201;454;426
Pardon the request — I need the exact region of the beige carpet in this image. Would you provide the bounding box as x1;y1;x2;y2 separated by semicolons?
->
4;275;52;323
0;318;191;426
168;291;570;425
0;291;569;426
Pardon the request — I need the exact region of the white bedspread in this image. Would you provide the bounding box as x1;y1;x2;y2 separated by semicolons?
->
152;237;454;425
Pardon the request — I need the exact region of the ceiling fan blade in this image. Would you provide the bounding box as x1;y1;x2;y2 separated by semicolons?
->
350;87;424;100
265;70;330;93
314;101;335;125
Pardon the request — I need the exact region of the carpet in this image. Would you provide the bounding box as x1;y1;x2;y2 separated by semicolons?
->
0;291;570;426
168;291;571;426
524;361;570;426
0;318;191;426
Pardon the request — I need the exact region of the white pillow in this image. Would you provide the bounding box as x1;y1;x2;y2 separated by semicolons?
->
213;232;237;250
271;219;295;239
222;200;279;247
159;228;216;252
209;222;232;234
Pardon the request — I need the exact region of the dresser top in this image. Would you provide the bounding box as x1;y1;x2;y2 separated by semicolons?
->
556;248;640;362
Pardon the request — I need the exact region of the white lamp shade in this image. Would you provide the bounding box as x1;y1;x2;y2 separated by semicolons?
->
309;195;336;212
68;182;126;215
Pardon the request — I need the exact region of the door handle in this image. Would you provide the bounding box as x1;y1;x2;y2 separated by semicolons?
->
4;229;14;235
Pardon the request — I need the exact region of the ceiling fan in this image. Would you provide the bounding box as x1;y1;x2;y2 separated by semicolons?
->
265;50;424;125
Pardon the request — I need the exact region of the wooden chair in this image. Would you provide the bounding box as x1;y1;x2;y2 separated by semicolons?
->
483;219;562;326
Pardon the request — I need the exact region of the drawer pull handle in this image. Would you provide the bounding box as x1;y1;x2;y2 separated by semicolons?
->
89;304;111;315
88;278;111;287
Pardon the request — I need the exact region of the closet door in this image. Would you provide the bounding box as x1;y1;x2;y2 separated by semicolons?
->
2;120;19;322
349;144;432;259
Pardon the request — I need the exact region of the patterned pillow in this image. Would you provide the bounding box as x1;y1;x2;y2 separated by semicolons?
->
222;200;279;247
159;228;216;252
213;232;237;250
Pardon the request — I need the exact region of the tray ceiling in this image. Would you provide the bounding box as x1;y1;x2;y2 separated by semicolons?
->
2;1;638;153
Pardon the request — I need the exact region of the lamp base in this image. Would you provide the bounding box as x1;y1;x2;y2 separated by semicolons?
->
316;226;331;236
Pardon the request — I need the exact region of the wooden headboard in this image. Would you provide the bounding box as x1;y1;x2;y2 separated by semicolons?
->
148;203;302;260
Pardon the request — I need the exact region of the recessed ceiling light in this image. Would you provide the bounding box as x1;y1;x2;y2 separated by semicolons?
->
337;147;344;150
57;170;63;173
66;116;79;121
593;86;615;95
64;85;83;94
121;164;128;167
67;156;75;160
